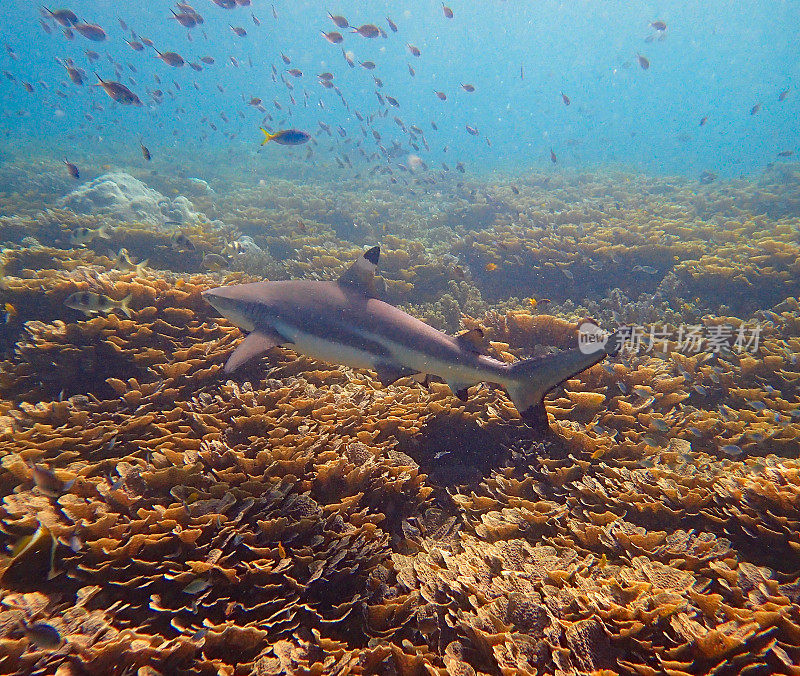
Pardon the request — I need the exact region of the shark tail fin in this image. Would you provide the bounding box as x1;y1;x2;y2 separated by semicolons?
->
505;332;620;432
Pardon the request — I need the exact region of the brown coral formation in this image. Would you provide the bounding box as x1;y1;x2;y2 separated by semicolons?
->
0;166;800;674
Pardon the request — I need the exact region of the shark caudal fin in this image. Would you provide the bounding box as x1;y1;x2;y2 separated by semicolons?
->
505;330;621;432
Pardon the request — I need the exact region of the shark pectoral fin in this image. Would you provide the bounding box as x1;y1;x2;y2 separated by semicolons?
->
446;381;472;401
224;330;285;373
373;363;417;386
455;328;486;354
338;245;380;297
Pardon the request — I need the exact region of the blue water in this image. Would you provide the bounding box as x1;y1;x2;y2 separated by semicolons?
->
0;0;797;179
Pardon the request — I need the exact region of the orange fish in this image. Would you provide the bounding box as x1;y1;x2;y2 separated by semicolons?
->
485;262;498;272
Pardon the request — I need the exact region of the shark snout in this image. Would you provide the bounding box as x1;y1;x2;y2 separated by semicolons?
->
201;286;256;332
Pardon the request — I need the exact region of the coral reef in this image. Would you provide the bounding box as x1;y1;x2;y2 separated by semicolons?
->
0;165;799;674
59;173;199;227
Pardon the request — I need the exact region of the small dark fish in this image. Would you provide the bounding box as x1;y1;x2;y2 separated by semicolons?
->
360;60;376;70
408;63;415;77
64;159;79;179
442;4;453;18
95;73;142;105
286;68;302;77
699;115;708;126
386;16;398;32
155;50;185;67
64;291;132;316
699;170;717;184
650;20;666;31
550;148;557;163
353;24;381;38
636;53;649;70
328;12;348;28
200;55;215;64
460;83;475;93
140;140;151;160
252;13;260;26
465;125;478;135
280;52;291;64
172;11;198;28
125;39;144;51
407;43;421;56
561;91;570;106
170;232;195;251
750;102;760;115
777;150;794;157
322;30;343;44
59;59;84;85
260;128;310;145
778;88;790;101
520;64;524;79
385;95;399;107
45;8;79;26
434;90;446;101
28;462;76;497
22;622;62;649
73;22;107;41
230;25;247;37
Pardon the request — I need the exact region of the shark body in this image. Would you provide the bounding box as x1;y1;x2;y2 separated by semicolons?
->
203;246;614;430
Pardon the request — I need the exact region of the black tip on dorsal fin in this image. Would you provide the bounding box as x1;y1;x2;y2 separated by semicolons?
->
363;245;380;265
337;245;380;297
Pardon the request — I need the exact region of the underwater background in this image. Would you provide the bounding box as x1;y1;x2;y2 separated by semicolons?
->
1;0;800;674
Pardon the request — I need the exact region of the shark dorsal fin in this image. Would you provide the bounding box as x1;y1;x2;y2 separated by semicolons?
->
337;245;380;297
456;327;487;354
